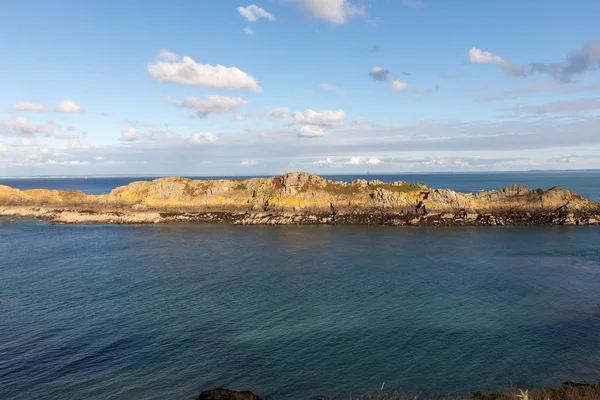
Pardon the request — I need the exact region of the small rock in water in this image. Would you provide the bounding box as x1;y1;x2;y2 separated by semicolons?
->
197;388;262;400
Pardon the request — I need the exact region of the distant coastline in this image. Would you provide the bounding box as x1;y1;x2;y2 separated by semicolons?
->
2;168;600;180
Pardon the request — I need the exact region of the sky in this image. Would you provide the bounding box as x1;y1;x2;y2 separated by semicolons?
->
1;0;600;176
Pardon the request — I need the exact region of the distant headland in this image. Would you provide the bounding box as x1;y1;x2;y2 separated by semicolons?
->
1;172;599;226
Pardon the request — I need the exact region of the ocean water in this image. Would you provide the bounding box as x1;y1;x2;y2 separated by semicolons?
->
1;172;600;400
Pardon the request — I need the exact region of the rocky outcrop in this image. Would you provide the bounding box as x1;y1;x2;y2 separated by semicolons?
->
197;389;261;400
0;172;599;225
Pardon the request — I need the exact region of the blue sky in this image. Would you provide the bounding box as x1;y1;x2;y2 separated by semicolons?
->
1;0;600;176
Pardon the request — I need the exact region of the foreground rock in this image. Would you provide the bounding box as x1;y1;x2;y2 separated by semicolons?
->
1;172;599;226
197;388;261;400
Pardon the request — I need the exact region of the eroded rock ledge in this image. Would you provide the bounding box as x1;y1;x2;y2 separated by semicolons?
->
1;172;599;226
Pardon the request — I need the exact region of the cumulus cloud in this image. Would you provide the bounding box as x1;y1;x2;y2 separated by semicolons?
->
297;0;365;24
158;49;181;61
121;127;140;142
234;113;246;121
347;156;382;165
292;109;345;126
389;79;409;91
0;116;60;137
268;107;289;118
13;101;49;112
237;4;275;22
56;99;85;113
369;66;390;81
530;41;600;83
165;95;248;118
148;54;261;91
298;125;326;138
244;27;254;35
189;132;217;144
320;83;347;95
12;99;84;113
468;42;600;82
515;98;600;114
468;48;526;76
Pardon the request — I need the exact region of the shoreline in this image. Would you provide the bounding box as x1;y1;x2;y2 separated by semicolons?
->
1;172;599;226
2;206;600;226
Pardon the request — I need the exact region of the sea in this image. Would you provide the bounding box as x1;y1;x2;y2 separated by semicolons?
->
1;171;600;400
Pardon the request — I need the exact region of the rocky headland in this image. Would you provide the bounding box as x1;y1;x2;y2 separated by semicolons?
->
1;172;599;226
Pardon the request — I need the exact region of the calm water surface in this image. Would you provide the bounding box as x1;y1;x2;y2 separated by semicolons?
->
1;173;600;400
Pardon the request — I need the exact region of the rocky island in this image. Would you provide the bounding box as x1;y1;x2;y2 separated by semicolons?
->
1;172;599;226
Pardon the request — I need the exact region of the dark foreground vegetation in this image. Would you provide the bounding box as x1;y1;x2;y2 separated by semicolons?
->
197;383;600;400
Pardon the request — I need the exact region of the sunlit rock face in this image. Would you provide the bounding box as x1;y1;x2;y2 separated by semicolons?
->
0;172;599;225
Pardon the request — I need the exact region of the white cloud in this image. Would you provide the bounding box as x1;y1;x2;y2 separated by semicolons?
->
549;153;600;163
237;4;276;22
7;116;59;136
234;113;246;121
56;99;85;113
55;133;79;140
313;157;335;165
369;66;390;81
346;156;382;165
158;49;181;61
298;0;365;24
298;125;326;138
244;27;254;35
165;95;248;117
320;83;347;95
14;138;38;147
121;127;140;142
390;79;409;91
313;156;383;165
148;55;261;91
189;132;217;144
13;101;49;112
0;143;14;152
241;159;259;166
68;137;91;149
292;109;345;126
468;48;525;76
120;127;171;142
47;160;90;166
268;107;289;118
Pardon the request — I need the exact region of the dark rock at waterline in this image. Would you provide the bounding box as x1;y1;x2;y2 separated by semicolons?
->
197;388;262;400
